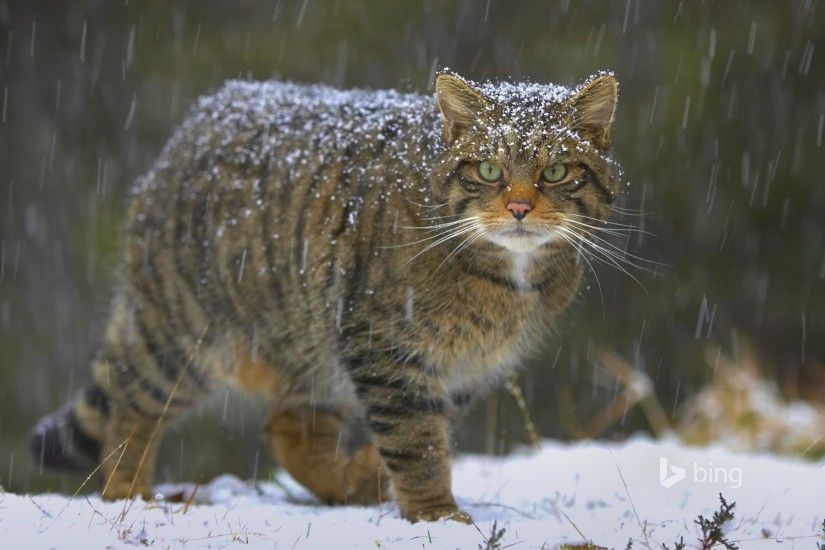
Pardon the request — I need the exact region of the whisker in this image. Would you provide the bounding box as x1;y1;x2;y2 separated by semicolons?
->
563;225;668;268
404;224;482;265
382;218;481;249
563;217;657;239
436;229;486;272
607;204;650;217
556;231;605;316
416;211;474;222
397;223;484;269
565;213;649;230
579;239;657;274
394;216;481;232
564;220;645;236
402;196;448;212
559;219;665;268
579;246;650;295
556;226;651;295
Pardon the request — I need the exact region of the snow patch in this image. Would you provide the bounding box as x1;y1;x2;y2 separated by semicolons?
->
4;437;823;548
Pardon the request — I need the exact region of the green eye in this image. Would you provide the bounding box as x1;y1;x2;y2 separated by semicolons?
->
477;160;502;182
542;163;568;183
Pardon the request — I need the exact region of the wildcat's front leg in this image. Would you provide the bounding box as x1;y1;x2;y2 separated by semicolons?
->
351;367;471;523
373;409;469;523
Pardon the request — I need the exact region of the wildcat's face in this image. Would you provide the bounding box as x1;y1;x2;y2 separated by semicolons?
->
431;73;620;255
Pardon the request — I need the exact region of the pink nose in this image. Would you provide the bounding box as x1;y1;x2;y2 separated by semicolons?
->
506;201;532;220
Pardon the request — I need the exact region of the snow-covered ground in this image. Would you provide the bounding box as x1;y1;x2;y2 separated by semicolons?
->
2;437;823;549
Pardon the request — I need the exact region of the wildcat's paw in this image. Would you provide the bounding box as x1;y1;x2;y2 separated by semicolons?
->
410;505;473;524
343;444;391;505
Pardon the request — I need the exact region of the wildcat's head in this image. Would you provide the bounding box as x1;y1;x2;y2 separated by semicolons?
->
431;71;620;255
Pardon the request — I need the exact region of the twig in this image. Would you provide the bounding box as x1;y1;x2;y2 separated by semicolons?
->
181;477;202;514
505;374;541;450
556;350;671;440
28;495;52;518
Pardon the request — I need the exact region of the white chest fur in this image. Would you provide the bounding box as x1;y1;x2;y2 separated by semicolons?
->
510;252;533;290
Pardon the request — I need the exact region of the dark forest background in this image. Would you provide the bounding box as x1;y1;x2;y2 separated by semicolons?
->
1;0;823;494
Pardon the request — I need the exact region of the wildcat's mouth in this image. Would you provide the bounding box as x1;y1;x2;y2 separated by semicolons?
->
485;224;561;252
502;224;540;237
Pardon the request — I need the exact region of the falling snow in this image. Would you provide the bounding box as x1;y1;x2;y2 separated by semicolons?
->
2;3;824;546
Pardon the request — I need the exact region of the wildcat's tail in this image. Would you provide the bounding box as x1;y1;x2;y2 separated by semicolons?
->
29;384;111;472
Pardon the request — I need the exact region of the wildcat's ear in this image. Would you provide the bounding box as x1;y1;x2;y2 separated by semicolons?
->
568;74;618;149
435;73;489;143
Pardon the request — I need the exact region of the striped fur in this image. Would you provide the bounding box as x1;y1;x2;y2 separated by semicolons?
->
30;72;619;522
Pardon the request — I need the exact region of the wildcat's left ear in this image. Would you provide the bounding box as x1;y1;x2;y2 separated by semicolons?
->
568;74;618;149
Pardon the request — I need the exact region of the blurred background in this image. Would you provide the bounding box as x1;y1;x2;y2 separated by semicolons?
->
1;0;823;494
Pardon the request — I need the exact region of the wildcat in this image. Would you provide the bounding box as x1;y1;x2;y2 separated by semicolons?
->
30;70;619;523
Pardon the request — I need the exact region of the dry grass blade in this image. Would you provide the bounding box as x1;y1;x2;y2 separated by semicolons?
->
181;477;202;514
504;374;541;450
100;427;135;502
38;435;133;533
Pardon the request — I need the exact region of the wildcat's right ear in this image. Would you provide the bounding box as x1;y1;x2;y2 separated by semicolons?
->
435;74;489;143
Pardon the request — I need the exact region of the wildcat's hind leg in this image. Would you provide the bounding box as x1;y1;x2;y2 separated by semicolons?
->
230;354;387;505
91;297;212;501
98;403;164;500
266;405;388;505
